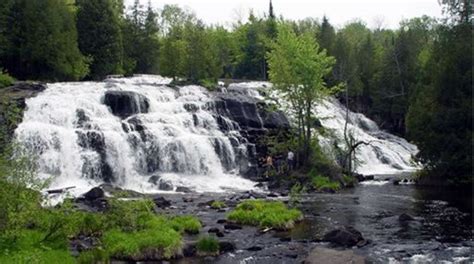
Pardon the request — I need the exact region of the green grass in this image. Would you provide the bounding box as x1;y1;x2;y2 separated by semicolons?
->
103;228;182;259
311;175;340;192
169;215;201;234
0;198;202;262
196;236;220;256
227;200;303;230
210;200;226;209
0;248;76;264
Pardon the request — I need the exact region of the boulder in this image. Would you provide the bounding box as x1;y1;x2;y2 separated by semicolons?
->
103;90;149;119
218;241;236;253
260;111;290;129
304;247;366;264
148;175;173;191
399;213;415;222
224;223;242;230
322;226;365;247
83;187;104;201
246;246;263;251
208;227;224;237
176;186;192;193
153;196;171;208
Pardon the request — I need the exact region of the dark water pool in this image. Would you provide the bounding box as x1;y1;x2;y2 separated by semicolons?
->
287;181;473;263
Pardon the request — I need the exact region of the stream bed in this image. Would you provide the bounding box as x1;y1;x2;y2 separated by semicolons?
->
149;176;472;264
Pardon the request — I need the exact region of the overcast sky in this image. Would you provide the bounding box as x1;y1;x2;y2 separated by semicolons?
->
128;0;443;29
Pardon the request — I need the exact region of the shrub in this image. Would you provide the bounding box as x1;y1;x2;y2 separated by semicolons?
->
210;200;226;209
106;199;155;231
311;174;340;191
0;71;14;89
342;174;357;186
196;236;219;256
227;200;302;230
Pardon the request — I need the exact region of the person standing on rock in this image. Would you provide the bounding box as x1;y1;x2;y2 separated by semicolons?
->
265;155;274;178
287;150;295;171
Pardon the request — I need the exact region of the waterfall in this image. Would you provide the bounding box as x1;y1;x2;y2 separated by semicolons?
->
228;81;419;175
15;75;255;196
315;98;419;175
15;76;419;197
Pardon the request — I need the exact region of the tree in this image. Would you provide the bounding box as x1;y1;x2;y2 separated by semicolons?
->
406;22;472;185
317;16;335;54
122;0;160;74
76;0;124;79
183;20;221;82
267;24;336;166
0;0;88;81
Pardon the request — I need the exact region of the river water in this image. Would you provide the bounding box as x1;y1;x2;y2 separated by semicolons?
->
288;178;473;263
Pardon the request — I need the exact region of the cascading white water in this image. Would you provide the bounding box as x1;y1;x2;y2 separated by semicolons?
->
15;75;256;197
15;76;419;198
315;98;419;175
229;82;419;175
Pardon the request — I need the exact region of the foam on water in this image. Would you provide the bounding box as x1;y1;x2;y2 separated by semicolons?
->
15;75;255;196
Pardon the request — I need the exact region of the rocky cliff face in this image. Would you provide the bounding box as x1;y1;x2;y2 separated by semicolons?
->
99;83;291;181
0;82;46;148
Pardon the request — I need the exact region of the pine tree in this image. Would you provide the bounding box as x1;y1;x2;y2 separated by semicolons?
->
76;0;124;79
0;0;88;81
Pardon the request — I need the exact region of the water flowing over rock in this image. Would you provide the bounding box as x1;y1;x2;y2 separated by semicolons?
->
14;76;287;196
14;76;419;197
103;90;149;118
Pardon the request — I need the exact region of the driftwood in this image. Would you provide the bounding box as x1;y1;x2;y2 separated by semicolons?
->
46;186;75;194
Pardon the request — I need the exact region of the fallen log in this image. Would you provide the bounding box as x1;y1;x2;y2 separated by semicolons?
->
46;186;75;194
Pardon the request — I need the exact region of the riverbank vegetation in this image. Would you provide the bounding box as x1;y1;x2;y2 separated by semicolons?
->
227;200;303;230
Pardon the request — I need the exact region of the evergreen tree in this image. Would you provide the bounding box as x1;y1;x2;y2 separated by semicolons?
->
318;16;335;54
0;0;88;81
76;0;124;79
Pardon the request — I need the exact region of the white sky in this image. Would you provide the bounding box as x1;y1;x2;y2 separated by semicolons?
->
129;0;443;29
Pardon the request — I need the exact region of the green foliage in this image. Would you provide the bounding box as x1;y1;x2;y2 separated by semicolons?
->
77;248;109;264
227;200;302;230
122;1;160;75
169;215;201;234
105;198;157;232
310;173;340;192
0;70;14;88
406;22;472;185
289;183;306;207
196;236;220;255
342;174;357;186
0;0;89;81
267;23;336;166
103;227;182;259
76;0;124;79
210;201;226;209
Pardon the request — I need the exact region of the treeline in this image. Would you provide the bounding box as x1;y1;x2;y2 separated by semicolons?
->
0;0;471;184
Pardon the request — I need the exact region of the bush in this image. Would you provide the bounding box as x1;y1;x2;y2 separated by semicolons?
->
196;236;219;256
311;174;340;192
106;199;155;231
227;200;302;230
342;174;357;186
0;71;14;89
210;200;226;209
